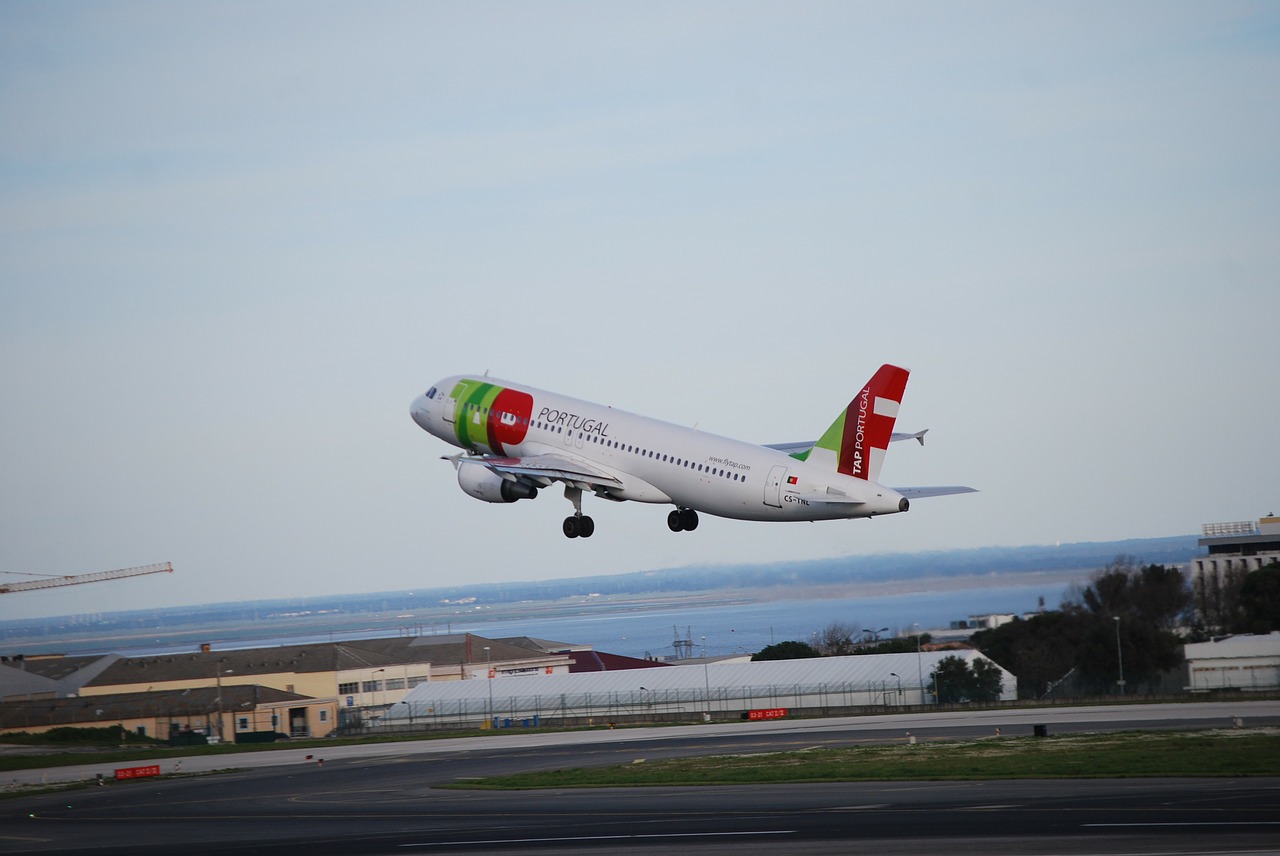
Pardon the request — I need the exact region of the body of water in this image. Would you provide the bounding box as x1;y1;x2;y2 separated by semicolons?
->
448;581;1060;658
126;578;1067;660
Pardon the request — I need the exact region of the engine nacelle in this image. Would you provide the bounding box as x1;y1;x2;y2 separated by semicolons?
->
457;466;539;503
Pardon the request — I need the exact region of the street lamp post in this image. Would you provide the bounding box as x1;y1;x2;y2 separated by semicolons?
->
890;672;902;701
215;668;222;740
483;646;493;725
703;661;712;721
214;665;233;741
373;668;386;715
1113;616;1126;695
913;623;925;705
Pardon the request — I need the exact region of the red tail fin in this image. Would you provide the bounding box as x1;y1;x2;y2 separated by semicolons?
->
838;364;909;481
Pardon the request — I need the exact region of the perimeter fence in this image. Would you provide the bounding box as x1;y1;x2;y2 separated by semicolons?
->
358;679;924;733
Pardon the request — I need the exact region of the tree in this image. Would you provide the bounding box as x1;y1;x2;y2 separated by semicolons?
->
1066;556;1192;629
973;612;1088;698
812;621;860;656
1192;564;1249;636
1063;556;1190;693
927;655;1005;703
854;634;932;656
1238;563;1280;633
1073;616;1182;694
969;658;1006;701
753;640;821;661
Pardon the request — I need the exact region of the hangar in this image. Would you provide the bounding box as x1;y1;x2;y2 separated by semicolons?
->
1184;632;1280;692
381;650;1014;729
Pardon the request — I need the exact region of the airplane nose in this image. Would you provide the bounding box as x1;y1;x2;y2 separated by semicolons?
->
410;395;432;431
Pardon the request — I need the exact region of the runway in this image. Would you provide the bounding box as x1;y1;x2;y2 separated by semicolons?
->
4;701;1278;854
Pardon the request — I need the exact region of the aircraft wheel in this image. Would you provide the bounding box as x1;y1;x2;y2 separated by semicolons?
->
563;517;580;538
681;508;699;531
579;516;595;538
667;509;684;532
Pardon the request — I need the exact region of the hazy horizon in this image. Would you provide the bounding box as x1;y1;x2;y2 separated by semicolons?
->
2;532;1198;627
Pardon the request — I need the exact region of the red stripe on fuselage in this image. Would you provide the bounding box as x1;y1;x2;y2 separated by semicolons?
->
486;388;534;454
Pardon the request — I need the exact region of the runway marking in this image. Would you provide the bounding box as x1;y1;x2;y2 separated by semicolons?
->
399;830;797;847
1083;822;1280;828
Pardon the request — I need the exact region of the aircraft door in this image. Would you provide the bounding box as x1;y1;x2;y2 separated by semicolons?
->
764;465;786;508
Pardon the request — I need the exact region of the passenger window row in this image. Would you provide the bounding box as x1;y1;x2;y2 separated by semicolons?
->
468;402;745;482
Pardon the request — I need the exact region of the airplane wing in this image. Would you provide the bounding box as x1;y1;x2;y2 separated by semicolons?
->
892;485;978;499
450;453;624;492
765;429;928;456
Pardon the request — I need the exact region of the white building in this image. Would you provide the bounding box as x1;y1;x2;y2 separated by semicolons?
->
1193;516;1280;580
1184;632;1280;692
383;650;1016;728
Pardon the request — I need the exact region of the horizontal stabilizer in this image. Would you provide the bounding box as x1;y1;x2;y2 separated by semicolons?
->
892;485;978;499
765;429;929;457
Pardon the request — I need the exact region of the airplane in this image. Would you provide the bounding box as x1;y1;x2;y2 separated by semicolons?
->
409;364;975;539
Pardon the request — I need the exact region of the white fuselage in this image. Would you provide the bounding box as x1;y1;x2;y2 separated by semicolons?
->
411;376;906;522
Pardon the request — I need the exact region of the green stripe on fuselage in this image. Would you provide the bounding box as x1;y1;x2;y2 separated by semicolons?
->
450;379;503;451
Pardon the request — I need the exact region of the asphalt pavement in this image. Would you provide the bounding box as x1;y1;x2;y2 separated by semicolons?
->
3;700;1278;855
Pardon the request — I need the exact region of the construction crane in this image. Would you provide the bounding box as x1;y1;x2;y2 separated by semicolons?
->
0;562;173;594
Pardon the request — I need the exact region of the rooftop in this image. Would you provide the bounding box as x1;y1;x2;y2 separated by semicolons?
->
0;684;311;731
84;634;555;687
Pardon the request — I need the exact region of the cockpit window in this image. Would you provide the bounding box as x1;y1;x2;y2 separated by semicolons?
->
426;387;437;399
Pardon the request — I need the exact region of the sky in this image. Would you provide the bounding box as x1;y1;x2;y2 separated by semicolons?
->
2;2;1277;622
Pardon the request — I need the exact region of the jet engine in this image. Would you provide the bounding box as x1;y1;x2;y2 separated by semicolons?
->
457;466;539;503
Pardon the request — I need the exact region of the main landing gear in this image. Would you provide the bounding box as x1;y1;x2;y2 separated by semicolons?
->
562;486;595;539
563;514;595;538
667;507;699;532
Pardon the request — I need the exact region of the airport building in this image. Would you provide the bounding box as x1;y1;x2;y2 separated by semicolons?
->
1;634;588;738
1184;632;1280;693
381;650;1016;730
1189;515;1280;631
3;635;1019;738
0;652;121;701
0;685;335;741
1192;515;1280;580
75;633;573;712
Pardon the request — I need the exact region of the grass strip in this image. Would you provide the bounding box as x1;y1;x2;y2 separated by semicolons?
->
449;729;1280;789
0;727;527;774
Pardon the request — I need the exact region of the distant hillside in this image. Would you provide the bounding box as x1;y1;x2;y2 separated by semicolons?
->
0;535;1198;652
455;535;1199;600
